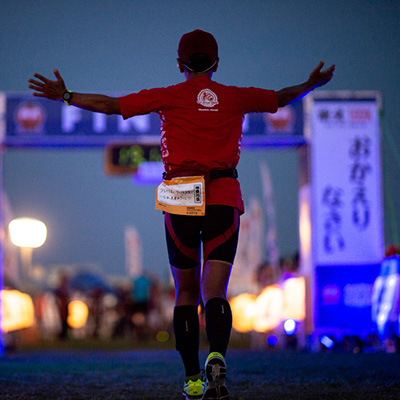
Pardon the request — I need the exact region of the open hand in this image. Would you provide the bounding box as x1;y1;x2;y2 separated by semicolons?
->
28;69;66;101
308;61;335;89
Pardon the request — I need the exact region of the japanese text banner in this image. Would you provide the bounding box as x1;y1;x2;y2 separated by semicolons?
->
310;96;383;265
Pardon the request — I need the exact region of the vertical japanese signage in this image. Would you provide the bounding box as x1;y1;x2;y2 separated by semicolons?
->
310;94;383;265
304;92;384;336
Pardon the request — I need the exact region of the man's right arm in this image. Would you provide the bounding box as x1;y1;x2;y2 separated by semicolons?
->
60;92;121;115
28;69;121;115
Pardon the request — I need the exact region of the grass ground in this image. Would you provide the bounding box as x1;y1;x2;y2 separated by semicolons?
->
0;340;399;399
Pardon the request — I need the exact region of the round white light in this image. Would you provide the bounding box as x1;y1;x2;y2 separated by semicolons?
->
283;318;297;336
9;218;47;248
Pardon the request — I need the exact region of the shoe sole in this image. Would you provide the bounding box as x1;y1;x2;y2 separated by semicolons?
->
183;394;203;400
182;388;204;400
203;358;230;400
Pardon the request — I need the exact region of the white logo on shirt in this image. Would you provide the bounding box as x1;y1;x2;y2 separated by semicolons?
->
197;89;219;108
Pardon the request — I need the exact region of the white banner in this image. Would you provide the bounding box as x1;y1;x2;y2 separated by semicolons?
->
309;95;383;265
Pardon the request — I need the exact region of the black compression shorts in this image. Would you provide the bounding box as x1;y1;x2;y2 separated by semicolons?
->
164;205;240;270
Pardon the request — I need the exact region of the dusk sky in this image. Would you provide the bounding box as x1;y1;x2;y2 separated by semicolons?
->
1;1;399;282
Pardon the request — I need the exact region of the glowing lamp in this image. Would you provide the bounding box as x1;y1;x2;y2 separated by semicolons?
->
267;334;279;346
230;293;257;333
253;285;283;332
9;218;47;280
156;330;170;343
283;318;297;336
320;335;335;349
1;290;35;333
230;277;306;334
67;300;89;329
9;218;47;248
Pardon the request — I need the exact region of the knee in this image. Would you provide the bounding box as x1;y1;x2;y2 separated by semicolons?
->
171;265;201;306
201;260;232;304
202;289;226;305
175;286;200;306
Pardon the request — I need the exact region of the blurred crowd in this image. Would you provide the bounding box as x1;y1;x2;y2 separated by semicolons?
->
2;246;399;353
2;268;177;349
254;251;300;291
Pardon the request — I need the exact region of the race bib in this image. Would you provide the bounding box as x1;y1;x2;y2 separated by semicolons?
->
155;176;205;216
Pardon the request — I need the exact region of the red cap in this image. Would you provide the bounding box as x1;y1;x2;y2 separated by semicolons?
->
178;29;218;64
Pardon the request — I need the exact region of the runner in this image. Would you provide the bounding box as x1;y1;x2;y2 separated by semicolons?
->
28;29;334;400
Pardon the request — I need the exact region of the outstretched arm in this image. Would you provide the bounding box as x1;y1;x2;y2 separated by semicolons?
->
28;69;121;115
276;61;335;107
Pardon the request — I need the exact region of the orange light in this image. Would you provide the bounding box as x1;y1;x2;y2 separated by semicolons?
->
1;290;35;332
299;200;311;255
253;285;284;332
229;277;306;333
230;293;257;333
67;300;89;329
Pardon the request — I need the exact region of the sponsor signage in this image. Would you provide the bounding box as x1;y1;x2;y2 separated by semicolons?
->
1;92;304;148
2;93;161;147
316;264;380;333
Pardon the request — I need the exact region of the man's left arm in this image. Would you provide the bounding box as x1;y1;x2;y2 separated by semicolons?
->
276;61;335;107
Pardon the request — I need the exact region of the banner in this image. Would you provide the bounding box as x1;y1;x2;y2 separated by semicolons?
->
0;92;304;148
303;91;384;336
315;264;380;333
1;93;161;147
308;93;383;265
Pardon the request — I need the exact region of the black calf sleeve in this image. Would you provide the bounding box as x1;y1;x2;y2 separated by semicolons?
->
205;297;232;357
173;305;200;377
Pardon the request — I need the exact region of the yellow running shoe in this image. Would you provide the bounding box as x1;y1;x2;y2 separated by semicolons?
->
203;352;230;400
182;378;206;400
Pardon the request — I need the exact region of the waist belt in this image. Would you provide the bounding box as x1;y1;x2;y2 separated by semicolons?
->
209;168;238;180
163;168;238;181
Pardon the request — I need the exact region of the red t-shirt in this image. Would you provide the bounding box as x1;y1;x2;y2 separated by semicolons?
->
119;76;278;213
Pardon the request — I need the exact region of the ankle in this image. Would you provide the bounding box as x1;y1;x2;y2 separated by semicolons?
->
185;372;201;382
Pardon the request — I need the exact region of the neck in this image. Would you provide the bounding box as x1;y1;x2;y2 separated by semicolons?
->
184;70;213;80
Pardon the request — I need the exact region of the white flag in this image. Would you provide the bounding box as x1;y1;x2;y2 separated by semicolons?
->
125;226;143;278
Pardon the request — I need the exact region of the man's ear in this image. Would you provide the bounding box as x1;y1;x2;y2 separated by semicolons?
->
212;58;220;72
177;58;185;73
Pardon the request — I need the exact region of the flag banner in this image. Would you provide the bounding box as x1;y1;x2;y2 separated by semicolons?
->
125;226;143;278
